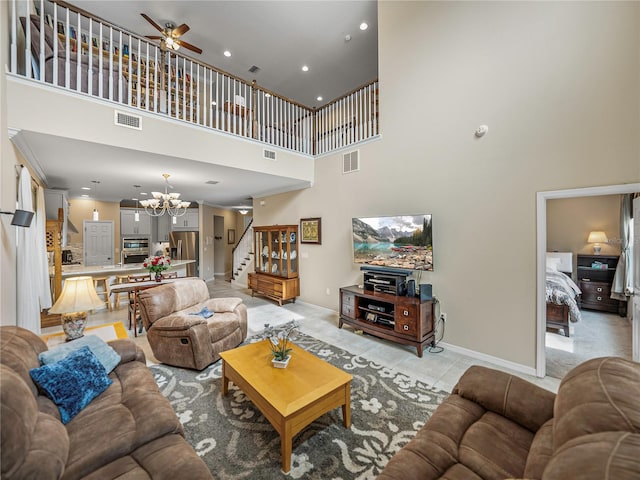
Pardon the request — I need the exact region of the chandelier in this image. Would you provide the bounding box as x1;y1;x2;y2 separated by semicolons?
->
139;174;191;217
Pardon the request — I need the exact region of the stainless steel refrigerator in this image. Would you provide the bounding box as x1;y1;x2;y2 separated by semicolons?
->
170;231;199;277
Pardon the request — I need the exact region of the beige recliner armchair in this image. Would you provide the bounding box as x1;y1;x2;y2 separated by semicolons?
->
137;278;248;370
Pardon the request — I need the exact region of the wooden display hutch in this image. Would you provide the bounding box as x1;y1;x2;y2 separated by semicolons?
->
248;225;299;306
339;285;435;357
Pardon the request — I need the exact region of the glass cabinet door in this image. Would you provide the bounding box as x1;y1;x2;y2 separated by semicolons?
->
270;230;281;276
257;230;269;273
289;229;297;275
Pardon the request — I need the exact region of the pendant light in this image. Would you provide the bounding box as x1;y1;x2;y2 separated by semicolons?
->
91;180;100;221
133;184;141;222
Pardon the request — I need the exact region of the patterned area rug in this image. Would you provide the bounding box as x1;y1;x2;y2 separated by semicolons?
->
149;332;449;479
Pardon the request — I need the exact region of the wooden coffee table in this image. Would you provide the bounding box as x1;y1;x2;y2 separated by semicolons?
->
220;340;352;473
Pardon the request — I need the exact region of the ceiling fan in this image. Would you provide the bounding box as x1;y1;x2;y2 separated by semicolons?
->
141;13;203;54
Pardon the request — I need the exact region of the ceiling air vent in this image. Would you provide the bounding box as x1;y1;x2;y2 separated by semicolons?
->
248;65;261;73
114;111;142;130
263;149;277;161
342;150;360;174
205;180;219;185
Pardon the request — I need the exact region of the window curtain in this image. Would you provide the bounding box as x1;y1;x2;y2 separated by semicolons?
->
611;194;633;302
17;166;51;333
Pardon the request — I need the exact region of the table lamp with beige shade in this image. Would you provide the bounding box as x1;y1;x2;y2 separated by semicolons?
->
587;231;608;255
48;276;105;341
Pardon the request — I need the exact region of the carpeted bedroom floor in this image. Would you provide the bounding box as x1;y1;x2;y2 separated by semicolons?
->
545;309;632;379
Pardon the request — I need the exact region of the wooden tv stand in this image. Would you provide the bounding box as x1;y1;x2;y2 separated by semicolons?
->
339;285;435;357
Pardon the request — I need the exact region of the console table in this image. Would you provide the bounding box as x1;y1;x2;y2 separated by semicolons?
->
339;285;435;357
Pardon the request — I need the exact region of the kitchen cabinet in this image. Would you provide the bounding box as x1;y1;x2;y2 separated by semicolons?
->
120;210;151;236
171;209;199;231
154;214;171;242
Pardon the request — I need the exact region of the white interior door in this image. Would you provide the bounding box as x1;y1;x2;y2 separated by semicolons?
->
633;196;639;362
84;221;114;266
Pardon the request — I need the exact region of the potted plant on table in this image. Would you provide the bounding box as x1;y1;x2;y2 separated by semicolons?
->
143;255;171;282
263;320;300;368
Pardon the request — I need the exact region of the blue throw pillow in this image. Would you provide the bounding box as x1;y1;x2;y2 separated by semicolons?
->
39;335;121;373
30;346;112;424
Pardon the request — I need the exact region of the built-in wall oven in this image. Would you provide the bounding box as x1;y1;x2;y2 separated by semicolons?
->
122;237;150;264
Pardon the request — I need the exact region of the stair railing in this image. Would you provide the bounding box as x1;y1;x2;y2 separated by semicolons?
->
231;218;254;280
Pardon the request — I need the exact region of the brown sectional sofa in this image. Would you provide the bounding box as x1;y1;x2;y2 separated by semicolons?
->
378;356;640;479
0;326;213;480
137;277;247;370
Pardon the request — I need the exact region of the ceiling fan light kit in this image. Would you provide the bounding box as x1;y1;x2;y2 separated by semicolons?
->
141;13;203;54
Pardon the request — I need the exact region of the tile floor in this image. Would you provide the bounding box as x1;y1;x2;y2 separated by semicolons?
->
42;279;561;393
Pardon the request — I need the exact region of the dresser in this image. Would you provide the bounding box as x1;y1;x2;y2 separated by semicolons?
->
576;254;626;316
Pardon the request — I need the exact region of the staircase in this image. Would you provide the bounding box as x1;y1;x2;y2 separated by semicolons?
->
231;220;254;287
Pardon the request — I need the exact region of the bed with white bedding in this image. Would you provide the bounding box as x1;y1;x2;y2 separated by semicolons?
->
546;253;582;336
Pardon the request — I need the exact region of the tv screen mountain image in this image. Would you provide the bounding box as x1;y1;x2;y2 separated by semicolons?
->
352;215;433;271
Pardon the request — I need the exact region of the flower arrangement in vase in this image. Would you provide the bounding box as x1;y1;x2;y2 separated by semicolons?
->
143;255;171;282
263;320;299;368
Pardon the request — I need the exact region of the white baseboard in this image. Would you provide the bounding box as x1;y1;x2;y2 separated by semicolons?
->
439;342;538;377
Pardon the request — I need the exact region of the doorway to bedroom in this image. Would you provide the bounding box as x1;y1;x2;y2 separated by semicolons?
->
545;194;631;379
536;184;640;378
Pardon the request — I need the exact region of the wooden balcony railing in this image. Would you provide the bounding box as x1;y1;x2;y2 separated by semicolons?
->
8;0;379;156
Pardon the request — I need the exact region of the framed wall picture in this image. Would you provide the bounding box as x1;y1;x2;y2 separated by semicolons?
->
228;229;236;244
300;218;321;244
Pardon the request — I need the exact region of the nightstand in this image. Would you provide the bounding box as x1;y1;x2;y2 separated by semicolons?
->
576;254;626;316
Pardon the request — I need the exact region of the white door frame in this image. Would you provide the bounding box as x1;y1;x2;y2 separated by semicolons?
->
536;183;640;377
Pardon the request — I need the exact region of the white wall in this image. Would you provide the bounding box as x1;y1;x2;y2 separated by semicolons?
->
1;2;19;325
255;1;640;369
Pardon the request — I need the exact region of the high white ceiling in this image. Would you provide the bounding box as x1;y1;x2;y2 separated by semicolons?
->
26;0;377;208
67;1;378;107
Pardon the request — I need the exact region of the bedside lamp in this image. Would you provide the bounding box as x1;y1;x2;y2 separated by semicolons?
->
48;276;105;341
587;231;608;255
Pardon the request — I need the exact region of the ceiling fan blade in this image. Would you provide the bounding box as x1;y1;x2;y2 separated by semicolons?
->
171;23;190;37
176;39;202;55
141;13;163;33
145;35;163;40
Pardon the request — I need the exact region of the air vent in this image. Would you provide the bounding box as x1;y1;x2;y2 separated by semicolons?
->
342;150;360;174
205;180;219;185
114;111;142;130
263;149;277;161
248;65;260;73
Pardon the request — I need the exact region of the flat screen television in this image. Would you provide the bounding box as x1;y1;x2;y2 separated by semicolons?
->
352;214;433;271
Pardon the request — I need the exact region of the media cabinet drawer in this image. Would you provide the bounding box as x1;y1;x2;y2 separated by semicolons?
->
395;304;417;322
341;292;355;307
341;304;355;318
395;317;417;336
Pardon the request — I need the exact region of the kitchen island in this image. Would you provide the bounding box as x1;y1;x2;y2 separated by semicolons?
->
54;260;195;279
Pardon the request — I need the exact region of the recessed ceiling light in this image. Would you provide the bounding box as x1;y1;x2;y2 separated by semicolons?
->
345;34;352;42
81;186;91;190
223;50;231;57
360;22;368;31
317;96;323;101
265;93;271;98
81;194;89;197
301;65;309;72
132;198;138;201
140;192;148;196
